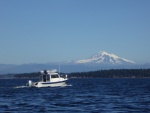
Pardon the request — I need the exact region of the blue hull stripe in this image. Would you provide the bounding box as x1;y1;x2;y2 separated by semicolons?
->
41;81;65;84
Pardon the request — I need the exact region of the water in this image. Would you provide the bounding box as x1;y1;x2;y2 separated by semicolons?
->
0;78;150;113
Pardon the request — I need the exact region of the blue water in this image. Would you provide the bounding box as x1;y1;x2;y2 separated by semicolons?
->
0;78;150;113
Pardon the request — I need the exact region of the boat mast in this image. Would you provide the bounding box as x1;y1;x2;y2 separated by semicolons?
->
59;61;60;75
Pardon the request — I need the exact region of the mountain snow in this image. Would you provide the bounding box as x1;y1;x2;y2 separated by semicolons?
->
75;51;135;64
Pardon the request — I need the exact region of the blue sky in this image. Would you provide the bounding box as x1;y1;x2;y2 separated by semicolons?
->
0;0;150;64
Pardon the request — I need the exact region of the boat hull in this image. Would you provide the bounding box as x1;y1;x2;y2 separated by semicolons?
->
28;80;67;88
36;81;67;87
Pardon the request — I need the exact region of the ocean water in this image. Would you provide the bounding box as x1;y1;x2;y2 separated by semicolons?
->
0;78;150;113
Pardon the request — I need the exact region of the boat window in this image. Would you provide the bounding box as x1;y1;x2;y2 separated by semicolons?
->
47;75;50;81
51;75;59;78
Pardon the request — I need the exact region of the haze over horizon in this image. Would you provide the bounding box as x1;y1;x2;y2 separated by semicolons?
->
0;0;150;65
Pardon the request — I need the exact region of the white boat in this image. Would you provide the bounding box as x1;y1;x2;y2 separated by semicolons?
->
27;69;68;88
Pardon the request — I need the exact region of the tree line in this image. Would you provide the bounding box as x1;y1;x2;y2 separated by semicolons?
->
12;69;150;78
68;69;150;78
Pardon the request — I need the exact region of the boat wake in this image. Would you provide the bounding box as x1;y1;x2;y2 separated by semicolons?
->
14;86;29;89
59;84;72;87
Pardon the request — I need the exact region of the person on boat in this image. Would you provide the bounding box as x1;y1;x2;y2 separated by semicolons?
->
43;75;46;82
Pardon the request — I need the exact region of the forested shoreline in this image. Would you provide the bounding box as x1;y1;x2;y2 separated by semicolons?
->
4;69;149;78
69;69;150;78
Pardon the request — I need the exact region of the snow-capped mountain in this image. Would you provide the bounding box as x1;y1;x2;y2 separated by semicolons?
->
75;51;135;64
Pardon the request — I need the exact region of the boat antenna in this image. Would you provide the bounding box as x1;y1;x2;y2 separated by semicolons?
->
59;61;60;75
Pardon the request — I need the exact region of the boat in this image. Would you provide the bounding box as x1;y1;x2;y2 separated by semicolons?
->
27;69;68;87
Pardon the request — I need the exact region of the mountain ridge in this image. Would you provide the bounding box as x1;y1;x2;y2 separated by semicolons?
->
1;51;150;74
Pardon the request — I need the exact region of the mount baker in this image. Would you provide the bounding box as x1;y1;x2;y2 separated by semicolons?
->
75;51;135;65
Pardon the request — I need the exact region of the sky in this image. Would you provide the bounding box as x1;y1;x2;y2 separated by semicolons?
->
0;0;150;64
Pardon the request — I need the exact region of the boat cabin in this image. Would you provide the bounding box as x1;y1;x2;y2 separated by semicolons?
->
39;70;60;82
